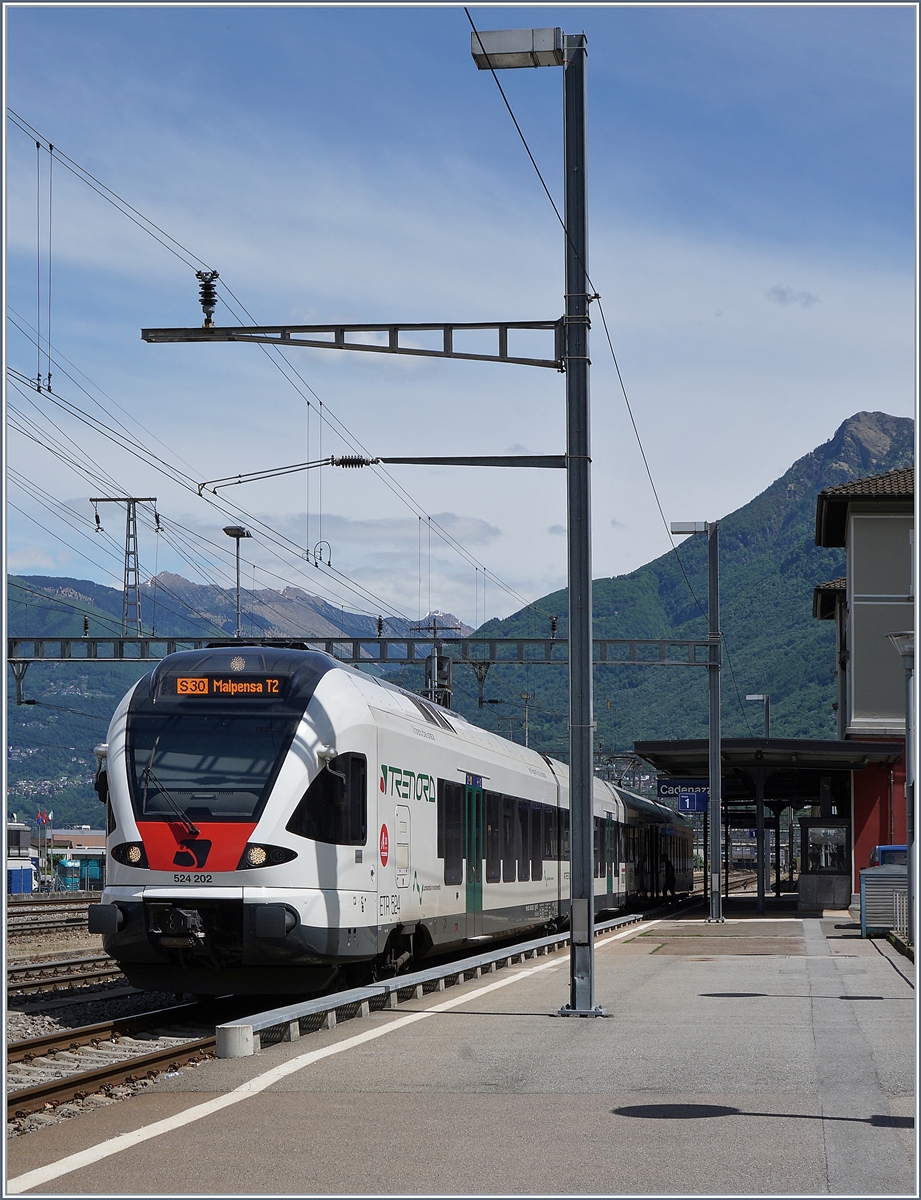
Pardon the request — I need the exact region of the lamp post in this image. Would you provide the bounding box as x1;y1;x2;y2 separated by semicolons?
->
746;694;770;738
223;526;252;638
471;25;600;1013
671;520;723;922
887;631;914;945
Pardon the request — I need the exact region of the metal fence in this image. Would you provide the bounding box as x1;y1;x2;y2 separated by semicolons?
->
892;890;909;940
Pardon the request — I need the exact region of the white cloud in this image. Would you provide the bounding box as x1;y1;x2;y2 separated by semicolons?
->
766;285;821;308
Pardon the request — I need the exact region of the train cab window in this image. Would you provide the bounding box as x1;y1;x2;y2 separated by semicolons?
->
286;753;367;846
502;797;516;882
485;792;502;883
437;780;464;885
531;803;543;882
517;801;530;881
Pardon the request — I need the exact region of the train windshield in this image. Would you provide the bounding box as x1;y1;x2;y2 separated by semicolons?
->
126;712;298;823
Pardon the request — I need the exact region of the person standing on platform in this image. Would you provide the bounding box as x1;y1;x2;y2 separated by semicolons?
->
663;855;676;900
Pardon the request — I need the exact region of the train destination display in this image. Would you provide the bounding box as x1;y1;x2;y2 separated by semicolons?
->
172;676;282;697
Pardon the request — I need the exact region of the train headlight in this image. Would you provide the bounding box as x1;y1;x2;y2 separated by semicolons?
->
112;842;149;868
237;843;297;870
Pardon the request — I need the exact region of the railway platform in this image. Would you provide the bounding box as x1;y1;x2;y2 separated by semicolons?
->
6;898;916;1196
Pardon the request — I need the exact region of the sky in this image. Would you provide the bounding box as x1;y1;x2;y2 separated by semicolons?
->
3;4;917;629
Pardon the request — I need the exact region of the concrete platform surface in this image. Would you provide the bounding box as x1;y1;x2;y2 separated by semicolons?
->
6;908;916;1196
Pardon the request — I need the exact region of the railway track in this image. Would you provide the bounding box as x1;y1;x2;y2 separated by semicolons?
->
7;954;124;996
7;916;92;935
7;897;97;936
6;1003;215;1119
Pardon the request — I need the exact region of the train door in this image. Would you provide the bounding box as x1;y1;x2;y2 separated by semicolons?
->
606;818;615;897
395;805;410;889
465;781;483;936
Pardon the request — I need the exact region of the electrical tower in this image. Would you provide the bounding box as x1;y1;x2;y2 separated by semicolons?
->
90;497;156;635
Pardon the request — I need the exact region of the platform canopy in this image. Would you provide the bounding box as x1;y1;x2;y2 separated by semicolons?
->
634;737;904;807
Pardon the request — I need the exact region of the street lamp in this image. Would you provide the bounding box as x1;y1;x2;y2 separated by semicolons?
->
746;694;771;738
671;520;723;922
472;25;599;1015
223;526;252;638
887;631;914;945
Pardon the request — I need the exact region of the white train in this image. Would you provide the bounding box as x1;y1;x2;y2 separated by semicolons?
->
90;645;693;995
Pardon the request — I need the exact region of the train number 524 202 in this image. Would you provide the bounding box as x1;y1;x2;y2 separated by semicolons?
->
173;873;212;883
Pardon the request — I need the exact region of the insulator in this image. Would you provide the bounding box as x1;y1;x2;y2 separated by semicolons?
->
377;615;383;638
334;455;368;469
195;270;219;327
550;615;558;640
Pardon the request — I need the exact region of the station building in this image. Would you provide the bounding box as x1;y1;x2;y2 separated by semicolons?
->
812;465;913;905
636;464;913;914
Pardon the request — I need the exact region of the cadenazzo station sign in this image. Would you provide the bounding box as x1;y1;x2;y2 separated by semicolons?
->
657;777;711;813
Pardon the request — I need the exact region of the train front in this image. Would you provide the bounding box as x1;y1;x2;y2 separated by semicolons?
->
91;646;377;995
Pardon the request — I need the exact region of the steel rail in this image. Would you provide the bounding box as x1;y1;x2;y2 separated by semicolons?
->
7;1036;215;1119
7;1002;201;1064
7;917;91;935
8;955;124;995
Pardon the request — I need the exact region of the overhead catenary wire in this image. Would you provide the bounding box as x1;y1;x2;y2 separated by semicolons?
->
7;346;409;622
7;111;556;627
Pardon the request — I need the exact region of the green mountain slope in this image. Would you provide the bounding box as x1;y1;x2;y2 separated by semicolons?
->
455;411;913;753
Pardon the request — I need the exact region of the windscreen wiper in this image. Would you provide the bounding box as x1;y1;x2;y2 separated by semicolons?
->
142;737;199;836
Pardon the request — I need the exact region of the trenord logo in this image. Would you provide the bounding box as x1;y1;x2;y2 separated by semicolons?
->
379;764;436;803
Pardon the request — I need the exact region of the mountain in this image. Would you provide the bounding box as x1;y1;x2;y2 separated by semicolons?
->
8;573;472;641
455;411;914;754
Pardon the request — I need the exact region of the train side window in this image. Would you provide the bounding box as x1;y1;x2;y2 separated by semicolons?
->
561;809;570;859
517;800;530;882
438;780;464;885
531;803;543;881
286;753;367;846
502;797;516;882
485;792;501;883
544;807;557;859
593;817;602;878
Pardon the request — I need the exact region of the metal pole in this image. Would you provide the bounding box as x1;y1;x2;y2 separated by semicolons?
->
707;522;723;922
788;806;795;886
774;811;782;896
905;660;914;944
755;762;766;915
561;32;599;1016
703;811;709;902
235;538;242;638
764;696;770;739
